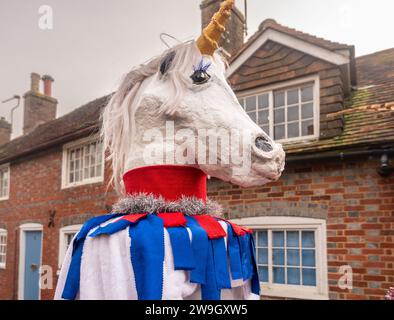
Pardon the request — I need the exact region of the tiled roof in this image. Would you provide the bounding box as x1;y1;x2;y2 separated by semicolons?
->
285;48;394;155
0;95;110;163
231;19;354;63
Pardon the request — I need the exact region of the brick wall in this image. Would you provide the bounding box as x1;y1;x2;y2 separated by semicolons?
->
0;147;117;300
208;155;394;300
228;41;345;139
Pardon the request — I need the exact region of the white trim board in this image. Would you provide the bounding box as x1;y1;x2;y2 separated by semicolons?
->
0;163;10;201
230;216;329;300
0;228;7;269
18;223;43;300
58;224;82;269
226;28;350;78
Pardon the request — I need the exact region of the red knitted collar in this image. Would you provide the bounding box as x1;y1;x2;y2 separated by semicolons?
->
123;165;207;201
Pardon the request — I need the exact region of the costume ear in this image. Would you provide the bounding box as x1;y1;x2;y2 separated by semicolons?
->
160;51;176;75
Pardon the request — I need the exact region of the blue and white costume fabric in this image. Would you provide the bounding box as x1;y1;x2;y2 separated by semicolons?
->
55;212;260;300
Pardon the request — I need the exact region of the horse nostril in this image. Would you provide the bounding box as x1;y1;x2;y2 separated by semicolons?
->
255;136;273;152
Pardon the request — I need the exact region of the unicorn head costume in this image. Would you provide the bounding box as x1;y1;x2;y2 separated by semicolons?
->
55;0;285;300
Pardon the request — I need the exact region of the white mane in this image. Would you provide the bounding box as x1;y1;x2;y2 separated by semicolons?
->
101;41;226;194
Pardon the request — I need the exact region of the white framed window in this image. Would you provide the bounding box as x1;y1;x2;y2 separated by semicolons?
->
0;163;10;200
238;75;320;143
0;229;7;269
230;216;328;300
58;225;82;268
61;136;104;189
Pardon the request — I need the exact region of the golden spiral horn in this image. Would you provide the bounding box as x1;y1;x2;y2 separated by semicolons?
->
196;0;235;56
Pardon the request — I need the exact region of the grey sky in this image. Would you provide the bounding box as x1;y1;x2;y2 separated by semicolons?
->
1;0;393;138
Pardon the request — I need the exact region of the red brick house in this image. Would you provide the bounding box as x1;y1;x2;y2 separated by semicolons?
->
0;4;393;300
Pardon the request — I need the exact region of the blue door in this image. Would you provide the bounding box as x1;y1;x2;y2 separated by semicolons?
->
24;231;42;300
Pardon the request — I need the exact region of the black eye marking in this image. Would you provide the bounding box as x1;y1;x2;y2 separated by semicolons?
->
160;51;176;75
190;70;211;84
190;59;211;85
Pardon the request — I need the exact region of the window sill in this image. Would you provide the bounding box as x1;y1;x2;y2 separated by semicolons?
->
61;177;104;190
278;135;319;145
0;196;9;201
0;264;6;270
261;285;328;300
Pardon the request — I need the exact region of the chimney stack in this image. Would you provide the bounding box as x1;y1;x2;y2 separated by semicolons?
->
200;0;245;56
23;72;57;135
30;72;40;93
42;74;54;97
0;117;11;145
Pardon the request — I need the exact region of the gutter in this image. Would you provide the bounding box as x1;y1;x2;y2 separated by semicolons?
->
286;147;394;162
286;147;394;177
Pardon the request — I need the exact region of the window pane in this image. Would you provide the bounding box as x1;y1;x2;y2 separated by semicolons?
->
302;231;315;248
302;268;316;286
302;249;316;267
287;122;299;138
262;125;269;135
245;96;256;112
274;109;285;123
287;106;299;122
301;86;313;102
273;267;285;284
287;267;301;285
287;89;299;105
257;231;268;247
273;231;284;247
258;94;269;109
238;98;244;107
258;110;269;125
274;125;285;140
247;112;256;123
286;231;299;247
301;120;314;136
287;249;300;266
274;92;285;108
258;266;268;282
258;248;268;264
273;249;285;265
302;103;314;119
84;168;89;179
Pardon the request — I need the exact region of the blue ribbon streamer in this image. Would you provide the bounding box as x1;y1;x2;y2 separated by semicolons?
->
201;240;220;300
249;235;261;295
89;219;131;237
128;214;165;300
185;216;208;285
212;238;232;290
225;223;243;281
166;227;195;270
62;213;121;300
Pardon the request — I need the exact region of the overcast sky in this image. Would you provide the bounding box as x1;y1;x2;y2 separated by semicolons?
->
0;0;393;138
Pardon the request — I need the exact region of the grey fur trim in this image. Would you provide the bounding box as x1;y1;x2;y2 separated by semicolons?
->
112;193;223;216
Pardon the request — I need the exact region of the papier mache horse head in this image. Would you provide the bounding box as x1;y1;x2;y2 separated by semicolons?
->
102;0;285;194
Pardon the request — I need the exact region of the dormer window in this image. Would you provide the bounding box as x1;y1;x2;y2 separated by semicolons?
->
238;75;320;143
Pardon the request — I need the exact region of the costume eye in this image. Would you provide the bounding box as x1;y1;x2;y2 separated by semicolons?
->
190;70;211;84
191;59;211;85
